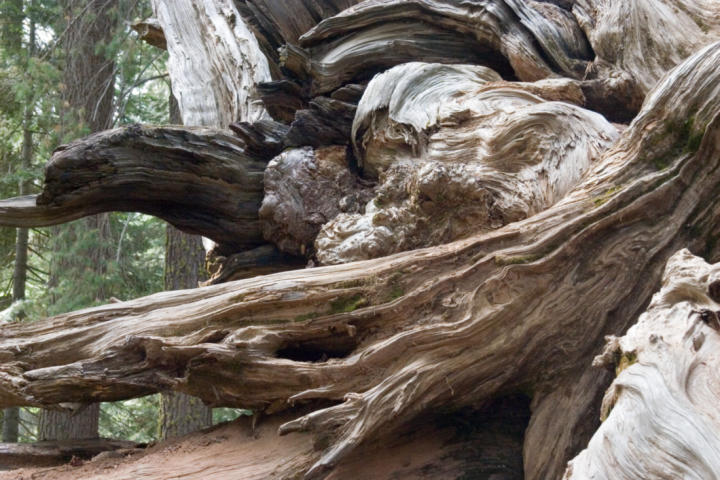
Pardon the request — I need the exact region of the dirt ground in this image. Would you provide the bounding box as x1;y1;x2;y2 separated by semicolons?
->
0;400;527;480
0;415;314;480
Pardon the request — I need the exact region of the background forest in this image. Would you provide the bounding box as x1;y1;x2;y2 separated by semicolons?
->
0;0;243;446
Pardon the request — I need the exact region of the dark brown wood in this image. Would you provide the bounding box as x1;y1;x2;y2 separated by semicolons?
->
131;18;166;50
204;244;305;285
0;125;269;251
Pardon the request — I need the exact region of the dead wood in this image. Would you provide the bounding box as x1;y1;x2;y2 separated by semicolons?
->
1;42;719;479
0;125;268;250
0;439;138;469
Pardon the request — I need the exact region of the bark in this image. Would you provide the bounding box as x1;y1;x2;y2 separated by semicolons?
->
37;404;100;441
0;41;719;478
0;438;137;468
159;391;212;440
1;409;18;444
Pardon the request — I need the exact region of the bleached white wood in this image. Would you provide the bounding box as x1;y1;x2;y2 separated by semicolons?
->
152;0;271;127
565;249;720;479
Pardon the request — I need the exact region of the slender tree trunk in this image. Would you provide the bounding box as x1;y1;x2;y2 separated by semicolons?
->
159;90;212;440
2;0;33;443
1;408;19;444
4;99;33;446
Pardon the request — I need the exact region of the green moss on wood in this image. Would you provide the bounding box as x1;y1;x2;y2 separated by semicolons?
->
494;253;543;266
593;185;622;206
294;312;320;322
330;294;367;314
615;351;637;376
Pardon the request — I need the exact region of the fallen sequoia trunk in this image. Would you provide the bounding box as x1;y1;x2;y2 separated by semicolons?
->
2;41;720;479
0;438;138;469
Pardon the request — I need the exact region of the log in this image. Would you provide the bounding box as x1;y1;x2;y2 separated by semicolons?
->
1;42;719;480
0;125;268;251
564;249;720;478
0;439;138;468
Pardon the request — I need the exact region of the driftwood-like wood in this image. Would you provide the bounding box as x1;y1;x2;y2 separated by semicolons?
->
151;0;271;126
235;0;361;78
0;125;268;250
1;42;720;480
315;62;618;264
564;250;720;480
289;0;596;94
0;439;137;468
564;249;720;478
574;0;720;92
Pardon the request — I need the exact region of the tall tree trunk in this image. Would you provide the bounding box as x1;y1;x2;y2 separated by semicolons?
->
2;0;33;443
159;226;212;438
37;404;100;441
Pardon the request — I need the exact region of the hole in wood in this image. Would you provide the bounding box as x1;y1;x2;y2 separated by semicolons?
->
275;338;357;362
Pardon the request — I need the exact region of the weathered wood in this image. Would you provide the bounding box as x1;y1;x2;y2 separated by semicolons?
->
565;249;720;478
0;125;268;250
0;42;719;480
316;62;618;264
291;0;596;95
256;80;308;124
229;119;289;161
0;439;137;468
131;18;166;50
574;0;720;92
235;0;361;77
261;146;374;257
284;97;359;149
204;244;305;285
151;0;271;127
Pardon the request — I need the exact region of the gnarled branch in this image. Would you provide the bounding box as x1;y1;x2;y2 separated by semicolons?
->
0;125;268;250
